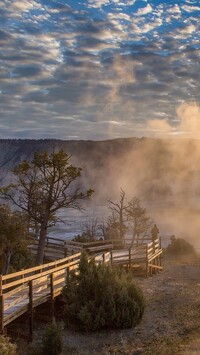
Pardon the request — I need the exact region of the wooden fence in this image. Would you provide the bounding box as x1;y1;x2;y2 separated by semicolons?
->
28;236;153;260
0;253;81;338
0;238;162;338
28;236;114;260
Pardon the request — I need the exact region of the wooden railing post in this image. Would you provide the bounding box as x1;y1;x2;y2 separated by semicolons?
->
64;241;67;258
29;280;33;341
146;244;149;277
50;273;55;320
0;275;4;334
110;250;113;264
21;269;25;284
129;248;131;269
66;268;70;282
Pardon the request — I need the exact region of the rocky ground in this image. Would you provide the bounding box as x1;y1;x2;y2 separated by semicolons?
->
60;254;200;355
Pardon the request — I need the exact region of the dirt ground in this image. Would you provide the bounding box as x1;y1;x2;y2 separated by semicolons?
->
60;254;200;355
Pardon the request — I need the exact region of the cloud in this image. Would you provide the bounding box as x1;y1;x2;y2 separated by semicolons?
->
176;101;200;134
87;0;110;8
136;4;153;16
181;4;200;13
0;0;200;139
108;12;131;21
6;0;42;12
147;102;200;138
167;5;181;14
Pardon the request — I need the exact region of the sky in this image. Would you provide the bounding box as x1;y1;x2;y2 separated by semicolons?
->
0;0;200;140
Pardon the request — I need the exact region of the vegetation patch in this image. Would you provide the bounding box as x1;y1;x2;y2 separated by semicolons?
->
165;236;196;256
0;335;17;355
62;253;145;332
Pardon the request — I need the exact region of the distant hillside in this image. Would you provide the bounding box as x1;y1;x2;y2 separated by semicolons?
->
0;137;200;204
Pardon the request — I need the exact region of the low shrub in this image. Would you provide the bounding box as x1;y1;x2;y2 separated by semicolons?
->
62;253;145;332
165;235;196;256
41;321;63;355
10;249;34;271
72;234;89;243
0;335;17;355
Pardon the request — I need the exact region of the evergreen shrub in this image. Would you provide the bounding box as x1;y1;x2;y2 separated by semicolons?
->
165;235;196;256
0;335;16;355
62;253;145;332
41;321;63;355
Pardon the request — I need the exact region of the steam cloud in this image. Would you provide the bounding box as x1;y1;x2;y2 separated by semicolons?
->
148;101;200;138
86;106;200;249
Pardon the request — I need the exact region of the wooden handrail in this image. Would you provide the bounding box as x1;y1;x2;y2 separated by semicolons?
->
2;253;81;283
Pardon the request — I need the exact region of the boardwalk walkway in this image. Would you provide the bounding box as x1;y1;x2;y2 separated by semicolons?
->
0;238;162;338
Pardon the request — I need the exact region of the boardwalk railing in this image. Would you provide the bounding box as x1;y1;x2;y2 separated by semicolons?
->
28;237;113;260
28;236;154;260
0;238;162;337
147;238;163;275
0;250;112;337
28;236;163;276
0;253;81;336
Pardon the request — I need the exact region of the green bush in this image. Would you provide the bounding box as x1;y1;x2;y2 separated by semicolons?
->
10;249;34;271
0;335;16;355
72;234;89;243
41;321;63;355
165;235;196;256
62;253;145;332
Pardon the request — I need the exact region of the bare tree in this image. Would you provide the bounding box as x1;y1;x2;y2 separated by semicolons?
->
100;213;121;241
126;197;152;246
108;189;128;241
81;217;100;241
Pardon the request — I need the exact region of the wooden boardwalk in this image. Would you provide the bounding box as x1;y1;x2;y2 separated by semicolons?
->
0;238;162;337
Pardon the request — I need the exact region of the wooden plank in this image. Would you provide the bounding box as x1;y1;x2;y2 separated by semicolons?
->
34;284;49;294
53;270;66;280
0;295;4;333
69;265;79;271
148;249;163;263
53;277;65;287
82;240;113;247
4;293;28;311
33;276;49;286
148;264;163;270
86;244;113;253
4;284;28;299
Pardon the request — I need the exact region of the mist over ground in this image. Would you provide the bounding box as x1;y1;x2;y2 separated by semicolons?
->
1;137;200;248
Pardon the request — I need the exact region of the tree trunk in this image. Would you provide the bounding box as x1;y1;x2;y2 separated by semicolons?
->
2;249;12;275
119;211;124;241
36;220;48;265
131;230;136;248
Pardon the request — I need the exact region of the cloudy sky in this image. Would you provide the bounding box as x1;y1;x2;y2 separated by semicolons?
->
0;0;200;140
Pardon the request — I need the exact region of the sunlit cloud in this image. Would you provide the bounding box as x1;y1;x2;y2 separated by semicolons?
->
147;102;200;138
136;4;153;16
0;0;200;139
